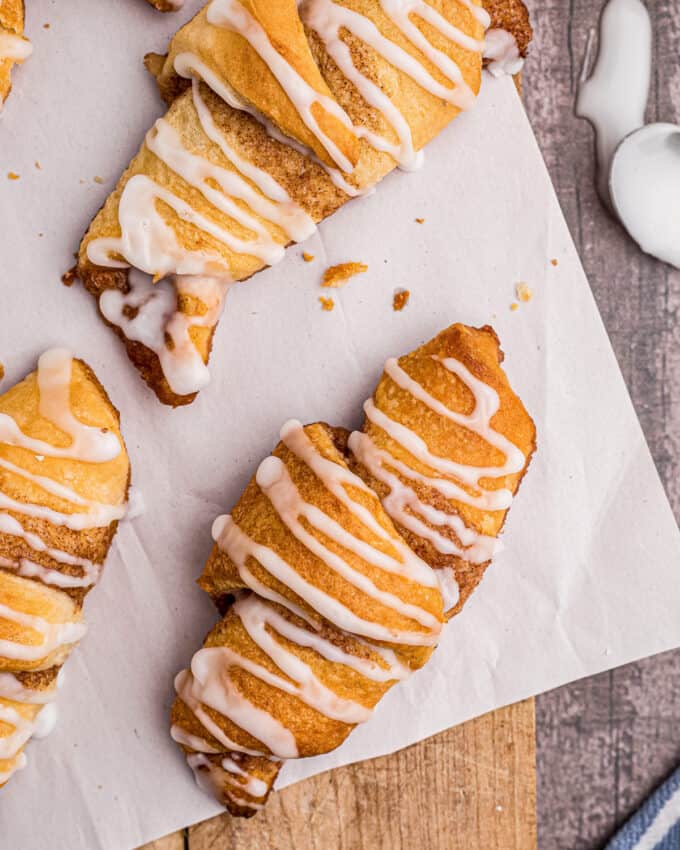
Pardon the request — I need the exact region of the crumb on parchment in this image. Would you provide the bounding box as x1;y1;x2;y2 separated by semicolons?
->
393;290;410;311
302;252;314;262
94;176;104;184
322;262;368;288
415;218;425;224
516;282;533;302
510;303;519;312
319;296;335;312
35;161;42;170
550;258;558;266
7;172;19;181
61;267;78;288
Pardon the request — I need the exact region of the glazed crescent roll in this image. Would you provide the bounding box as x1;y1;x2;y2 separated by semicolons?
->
0;0;31;110
349;323;536;616
0;351;130;787
171;419;444;814
76;0;505;406
170;323;534;815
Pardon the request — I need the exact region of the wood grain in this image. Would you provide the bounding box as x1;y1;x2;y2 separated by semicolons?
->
153;699;534;850
523;1;680;848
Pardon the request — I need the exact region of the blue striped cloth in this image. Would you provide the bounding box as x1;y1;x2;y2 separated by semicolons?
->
606;766;680;850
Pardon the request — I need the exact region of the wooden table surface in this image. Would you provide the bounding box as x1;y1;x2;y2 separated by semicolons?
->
526;1;680;848
145;3;680;848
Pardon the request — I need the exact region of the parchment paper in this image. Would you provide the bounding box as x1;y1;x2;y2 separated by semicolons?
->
1;2;679;848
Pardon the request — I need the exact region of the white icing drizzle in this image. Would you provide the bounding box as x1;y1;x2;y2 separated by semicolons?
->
89;67;314;274
90;73;316;273
0;350;120;463
0;350;124;597
256;455;439;631
0;32;33;64
575;0;652;207
100;270;230;397
170;724;220;753
177;660;299;759
0;671;59;705
174;53;367;197
207;0;356;172
187;752;264;810
0;750;25;785
0;668;61;782
88;74;320;395
175;421;444;801
483;28;524;77
348;354;526;563
223;753;268;798
435;565;460;611
0;513;99;573
300;0;479;170
0;349;121;780
176;588;414;771
191;80;316;243
212;487;440;646
0;601;86;662
282;420;438;586
1;556;99;589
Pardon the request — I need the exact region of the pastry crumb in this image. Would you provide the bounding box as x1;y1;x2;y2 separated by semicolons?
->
34;161;42;170
516;282;533;303
550;257;558;266
322;261;368;288
415;217;425;224
319;296;335;312
7;172;19;181
61;266;78;288
302;252;315;262
43;22;50;29
510;302;519;312
393;289;410;311
94;176;104;184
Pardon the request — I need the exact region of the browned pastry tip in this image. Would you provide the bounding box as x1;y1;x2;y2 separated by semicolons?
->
484;0;532;56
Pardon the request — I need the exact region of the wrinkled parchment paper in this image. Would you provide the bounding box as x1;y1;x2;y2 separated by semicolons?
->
1;3;679;848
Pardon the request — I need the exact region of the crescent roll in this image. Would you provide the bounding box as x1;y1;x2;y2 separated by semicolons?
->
0;0;31;110
170;322;534;815
76;0;509;407
171;419;444;814
348;323;535;616
0;351;130;787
